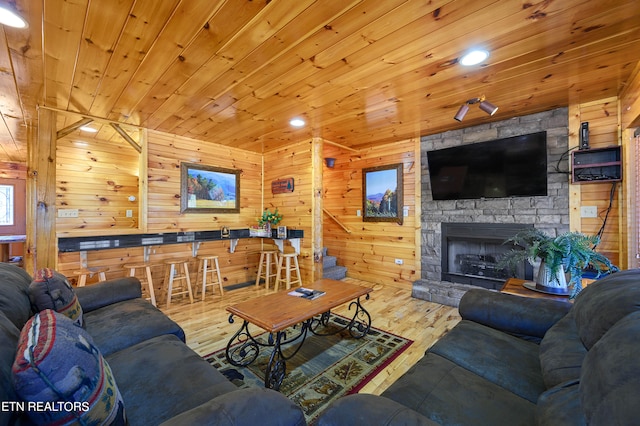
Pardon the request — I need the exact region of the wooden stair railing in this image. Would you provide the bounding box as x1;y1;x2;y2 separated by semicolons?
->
323;208;351;234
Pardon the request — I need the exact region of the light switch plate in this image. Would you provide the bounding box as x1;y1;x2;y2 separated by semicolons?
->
58;209;79;218
580;206;598;218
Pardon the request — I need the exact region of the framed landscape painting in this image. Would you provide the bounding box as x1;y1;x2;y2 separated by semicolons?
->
362;163;403;224
180;162;240;213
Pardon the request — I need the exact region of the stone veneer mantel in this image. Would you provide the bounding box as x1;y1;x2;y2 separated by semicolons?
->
414;108;570;306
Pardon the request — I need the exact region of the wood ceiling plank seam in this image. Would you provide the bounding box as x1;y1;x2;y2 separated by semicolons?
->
312;37;640;128
196;0;510;140
178;0;452;136
143;0;325;132
43;0;88;112
229;0;412;114
293;3;573;108
240;18;640;145
125;2;266;126
108;0;258;124
67;0;136;114
164;0;370;134
87;0;183;117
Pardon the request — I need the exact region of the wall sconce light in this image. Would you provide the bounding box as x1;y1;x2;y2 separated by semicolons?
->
325;158;336;168
454;95;498;122
0;3;28;28
128;195;136;202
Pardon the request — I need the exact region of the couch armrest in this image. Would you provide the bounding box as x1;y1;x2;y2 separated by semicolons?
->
159;388;306;426
74;277;142;312
459;288;571;341
316;394;438;426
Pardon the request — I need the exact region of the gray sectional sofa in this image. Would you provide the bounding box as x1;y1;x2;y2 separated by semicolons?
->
318;268;640;425
0;263;305;426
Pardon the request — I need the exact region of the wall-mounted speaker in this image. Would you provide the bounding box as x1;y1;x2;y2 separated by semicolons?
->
579;122;590;150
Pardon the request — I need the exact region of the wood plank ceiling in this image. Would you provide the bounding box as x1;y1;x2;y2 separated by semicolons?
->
0;0;639;163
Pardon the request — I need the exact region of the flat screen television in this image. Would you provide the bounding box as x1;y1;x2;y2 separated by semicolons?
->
427;131;547;200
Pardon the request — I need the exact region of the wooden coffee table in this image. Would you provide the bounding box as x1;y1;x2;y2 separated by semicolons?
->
225;279;373;390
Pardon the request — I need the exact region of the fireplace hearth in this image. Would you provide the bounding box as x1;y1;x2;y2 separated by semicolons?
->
441;223;533;290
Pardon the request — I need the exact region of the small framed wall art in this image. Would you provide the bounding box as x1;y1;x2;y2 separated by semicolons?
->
180;162;240;213
362;163;403;224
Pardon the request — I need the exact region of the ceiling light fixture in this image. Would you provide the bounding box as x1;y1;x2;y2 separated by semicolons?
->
289;118;305;127
454;95;498;122
459;49;489;66
0;4;28;28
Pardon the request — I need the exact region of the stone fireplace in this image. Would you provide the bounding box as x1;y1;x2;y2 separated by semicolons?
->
414;108;570;306
441;222;533;290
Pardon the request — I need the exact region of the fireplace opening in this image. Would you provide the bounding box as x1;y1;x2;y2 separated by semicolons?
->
441;223;533;290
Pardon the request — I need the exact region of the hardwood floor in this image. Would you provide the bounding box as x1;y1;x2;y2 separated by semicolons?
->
160;277;461;395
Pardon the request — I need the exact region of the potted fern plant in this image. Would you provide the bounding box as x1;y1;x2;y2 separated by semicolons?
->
500;229;618;298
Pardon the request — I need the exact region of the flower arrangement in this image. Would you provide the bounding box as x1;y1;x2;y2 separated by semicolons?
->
258;208;283;227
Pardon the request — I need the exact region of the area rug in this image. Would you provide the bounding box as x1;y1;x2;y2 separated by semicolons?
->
203;314;412;424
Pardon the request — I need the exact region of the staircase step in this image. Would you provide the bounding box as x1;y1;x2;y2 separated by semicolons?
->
323;255;337;268
323;265;347;281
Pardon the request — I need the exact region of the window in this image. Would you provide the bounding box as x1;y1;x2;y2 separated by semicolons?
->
0;184;14;226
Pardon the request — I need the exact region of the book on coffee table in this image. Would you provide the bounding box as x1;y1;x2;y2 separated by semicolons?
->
288;287;326;300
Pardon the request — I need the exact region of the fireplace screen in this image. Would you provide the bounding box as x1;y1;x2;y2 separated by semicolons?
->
441;223;533;290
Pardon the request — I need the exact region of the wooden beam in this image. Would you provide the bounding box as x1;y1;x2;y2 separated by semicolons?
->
324;139;359;153
56;117;93;140
110;123;142;153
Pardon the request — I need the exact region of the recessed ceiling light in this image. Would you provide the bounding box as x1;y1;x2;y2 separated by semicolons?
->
289;118;305;127
459;49;489;66
79;125;98;133
0;5;28;28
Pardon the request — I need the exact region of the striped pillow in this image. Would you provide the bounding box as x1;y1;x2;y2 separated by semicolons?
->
12;309;126;425
28;268;83;326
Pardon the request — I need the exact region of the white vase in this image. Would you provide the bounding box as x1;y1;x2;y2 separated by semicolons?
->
535;260;569;295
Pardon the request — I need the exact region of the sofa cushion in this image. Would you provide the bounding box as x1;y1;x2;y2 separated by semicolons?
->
382;352;536;426
572;269;640;349
12;309;126;425
536;380;586;426
0;314;21;426
0;263;33;329
83;298;185;356
539;312;587;388
427;320;545;403
580;311;640;425
106;334;237;425
28;268;83;326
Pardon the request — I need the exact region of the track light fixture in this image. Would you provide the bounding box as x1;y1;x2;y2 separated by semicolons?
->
453;95;498;122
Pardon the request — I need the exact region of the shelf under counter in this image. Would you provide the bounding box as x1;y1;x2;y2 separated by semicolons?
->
58;229;304;259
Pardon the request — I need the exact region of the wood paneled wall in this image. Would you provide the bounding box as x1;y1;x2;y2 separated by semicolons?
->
263;140;316;284
569;97;623;267
322;139;420;289
56;133;140;233
57;129;266;293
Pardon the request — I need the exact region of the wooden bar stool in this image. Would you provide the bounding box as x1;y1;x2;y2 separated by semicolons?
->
123;263;157;307
196;255;224;300
255;250;279;289
73;266;109;287
163;259;194;307
275;253;302;291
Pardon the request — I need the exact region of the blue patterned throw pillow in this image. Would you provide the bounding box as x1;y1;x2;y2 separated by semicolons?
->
29;268;84;327
12;309;126;425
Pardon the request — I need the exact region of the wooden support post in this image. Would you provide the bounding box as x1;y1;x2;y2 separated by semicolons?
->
26;108;58;274
312;137;323;282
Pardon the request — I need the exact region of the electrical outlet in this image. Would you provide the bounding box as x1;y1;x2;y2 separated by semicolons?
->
580;206;598;218
356;209;361;217
126;210;133;218
395;259;403;265
58;209;79;218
